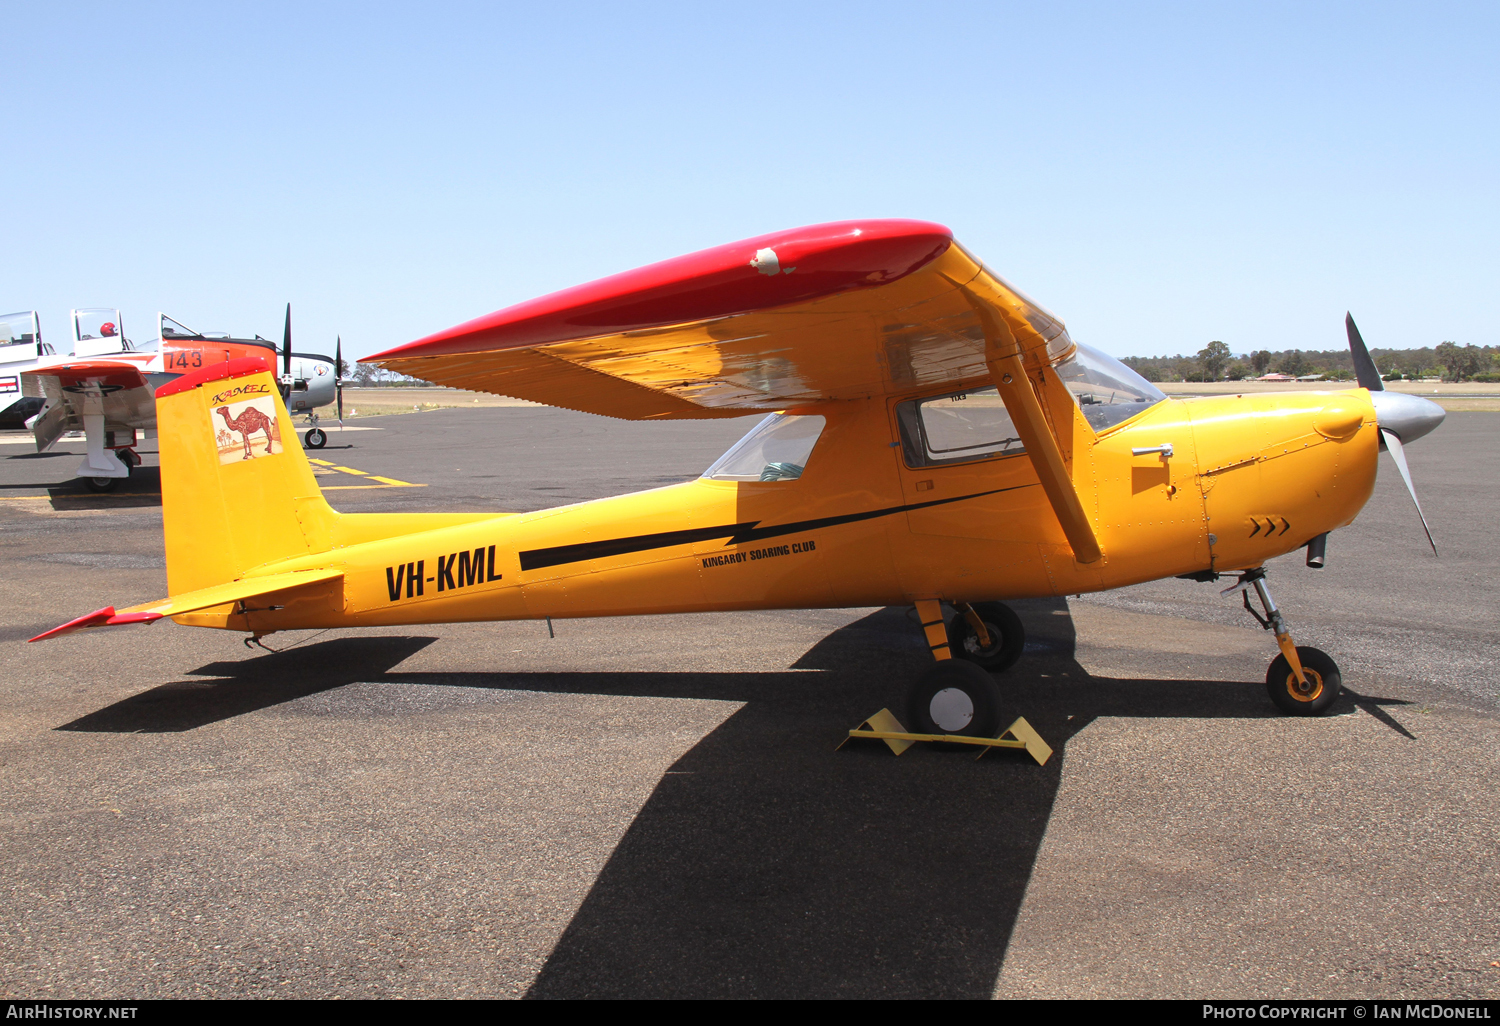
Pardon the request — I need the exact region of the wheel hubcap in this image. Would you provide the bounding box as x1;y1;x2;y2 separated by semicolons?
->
963;622;1001;657
1285;668;1324;702
929;687;974;732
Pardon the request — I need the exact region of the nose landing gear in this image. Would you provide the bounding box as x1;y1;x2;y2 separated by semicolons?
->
1225;569;1342;715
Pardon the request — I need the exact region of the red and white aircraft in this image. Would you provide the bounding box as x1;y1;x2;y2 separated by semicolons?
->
0;311;57;429
21;306;343;491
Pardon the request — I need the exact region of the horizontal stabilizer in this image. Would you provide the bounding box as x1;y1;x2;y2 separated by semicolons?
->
29;567;343;642
28;607;164;642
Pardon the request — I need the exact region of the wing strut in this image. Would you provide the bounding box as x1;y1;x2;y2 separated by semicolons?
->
954;282;1103;565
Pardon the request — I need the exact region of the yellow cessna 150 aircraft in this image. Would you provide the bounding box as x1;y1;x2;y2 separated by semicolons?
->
32;220;1444;733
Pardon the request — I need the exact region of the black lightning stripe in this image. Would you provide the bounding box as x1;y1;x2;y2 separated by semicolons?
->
517;485;1035;572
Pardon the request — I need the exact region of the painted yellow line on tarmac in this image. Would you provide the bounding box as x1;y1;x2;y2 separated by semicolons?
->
322;483;428;490
304;457;425;489
0;493;163;501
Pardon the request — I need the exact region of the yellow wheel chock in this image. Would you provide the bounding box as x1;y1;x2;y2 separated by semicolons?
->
836;708;1053;766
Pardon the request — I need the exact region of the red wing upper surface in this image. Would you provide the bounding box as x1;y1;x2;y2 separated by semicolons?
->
365;219;1071;419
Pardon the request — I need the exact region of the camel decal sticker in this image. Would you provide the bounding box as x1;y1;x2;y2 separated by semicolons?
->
213;396;283;464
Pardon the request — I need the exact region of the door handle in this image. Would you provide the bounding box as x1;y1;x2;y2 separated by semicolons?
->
1131;443;1174;458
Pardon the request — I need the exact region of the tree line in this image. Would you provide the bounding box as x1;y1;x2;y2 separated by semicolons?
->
1121;341;1500;383
342;363;439;387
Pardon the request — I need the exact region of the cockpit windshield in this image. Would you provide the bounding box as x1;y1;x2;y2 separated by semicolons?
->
160;314;200;339
0;311;38;347
1055;342;1166;432
703;413;825;482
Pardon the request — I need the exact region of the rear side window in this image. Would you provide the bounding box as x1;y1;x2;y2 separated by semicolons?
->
896;387;1025;468
703;413;826;481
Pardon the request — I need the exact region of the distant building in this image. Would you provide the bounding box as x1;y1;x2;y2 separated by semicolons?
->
1256;372;1296;381
1296;373;1325;381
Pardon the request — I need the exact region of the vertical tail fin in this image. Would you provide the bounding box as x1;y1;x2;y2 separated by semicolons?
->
155;357;337;594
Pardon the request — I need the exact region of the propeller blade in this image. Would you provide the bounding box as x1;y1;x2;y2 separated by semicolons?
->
282;303;292;378
336;336;344;426
1380;427;1437;556
1345;313;1384;392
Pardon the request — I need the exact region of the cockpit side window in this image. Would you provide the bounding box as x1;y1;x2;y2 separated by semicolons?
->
703;413;826;482
896;387;1025;468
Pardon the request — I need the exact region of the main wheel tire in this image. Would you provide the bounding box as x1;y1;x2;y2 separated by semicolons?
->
947;602;1026;672
906;659;1004;738
304;428;327;449
1266;646;1341;716
86;450;130;492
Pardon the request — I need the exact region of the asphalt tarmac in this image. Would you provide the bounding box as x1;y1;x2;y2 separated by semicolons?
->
1;410;1496;1000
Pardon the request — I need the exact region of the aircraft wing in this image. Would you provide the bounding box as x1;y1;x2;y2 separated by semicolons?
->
364;220;1074;419
29;567;344;642
23;357;168;450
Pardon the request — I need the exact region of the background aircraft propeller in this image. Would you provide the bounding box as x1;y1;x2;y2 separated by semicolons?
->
281;303;292;380
335;335;344;426
1346;312;1439;555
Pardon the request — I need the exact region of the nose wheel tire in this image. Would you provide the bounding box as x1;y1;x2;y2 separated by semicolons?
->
906;660;1004;738
947;601;1026;672
304;428;327;449
1266;646;1341;716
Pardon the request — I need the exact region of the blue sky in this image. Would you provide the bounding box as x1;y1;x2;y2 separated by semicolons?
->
4;2;1495;361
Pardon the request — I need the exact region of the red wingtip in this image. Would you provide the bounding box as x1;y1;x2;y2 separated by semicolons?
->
29;607;164;642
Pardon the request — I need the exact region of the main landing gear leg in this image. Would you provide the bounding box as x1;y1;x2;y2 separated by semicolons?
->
904;599;1005;738
836;600;1051;764
1227;568;1342;716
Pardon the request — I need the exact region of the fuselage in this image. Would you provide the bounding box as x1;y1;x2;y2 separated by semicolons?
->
25;341;336;451
177;387;1379;634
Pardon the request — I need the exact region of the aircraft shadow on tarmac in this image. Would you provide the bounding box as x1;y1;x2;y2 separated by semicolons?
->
0;465;164;509
56;599;1414;998
56;635;440;733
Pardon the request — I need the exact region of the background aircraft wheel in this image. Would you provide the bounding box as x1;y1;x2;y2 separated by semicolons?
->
1266;647;1341;716
86;450;131;492
906;659;1004;739
304;428;327;449
947;601;1026;672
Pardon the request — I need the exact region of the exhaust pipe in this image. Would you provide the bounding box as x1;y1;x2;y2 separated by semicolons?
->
1306;533;1327;569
